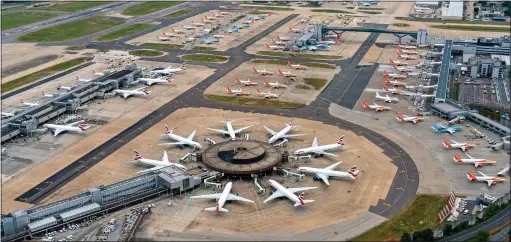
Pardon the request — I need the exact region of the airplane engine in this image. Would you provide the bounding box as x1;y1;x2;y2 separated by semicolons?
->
178;144;186;149
312;175;320;181
312;153;321;158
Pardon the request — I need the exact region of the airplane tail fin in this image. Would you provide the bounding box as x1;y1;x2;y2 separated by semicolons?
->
397;52;402;57
383;85;389;91
78;122;87;131
143;87;150;94
235;77;241;83
288;26;292;31
467;171;477;181
265;43;270;48
253;67;257;73
336;135;345;145
287;61;292;67
443;139;452;148
453;153;462;162
362;101;369;108
227;87;232;93
133;150;142;160
205;206;228;212
256;88;261;94
392;63;397;70
383;70;389;76
278;68;283;74
397;114;404;121
164;124;172;135
264;79;269;86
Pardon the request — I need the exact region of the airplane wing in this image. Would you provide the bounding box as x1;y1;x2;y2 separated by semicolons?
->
162;151;169;163
263;190;286;203
134;87;147;91
324;161;342;171
477;171;489;177
226;193;254;203
138;166;166;174
314;173;330;185
316;151;337;157
450;140;458;144
69;120;85;126
159;142;186;146
207;128;230;135
187;130;197;141
281;134;306;139
497;167;510;176
52;128;63;136
190;193;222;200
286;187;318;194
447;129;456;134
311;137;319;147
233;125;253;134
465;154;474;159
486;180;494;186
263;125;277;135
122;93;130;99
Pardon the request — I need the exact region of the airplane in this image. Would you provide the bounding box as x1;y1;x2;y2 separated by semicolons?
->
190;182;254;212
171;28;185;34
1;110;17;118
385;77;406;87
256;88;279;99
389;58;408;66
235;77;257;86
263;122;305;144
113;86;151;99
207;119;253;141
398;47;418;55
287;61;307;70
404;84;437;90
56;84;75;91
76;76;93;83
42;91;58;98
241;20;255;25
383;85;407;95
396;113;424;124
20;99;39;107
265;43;284;50
263;179;317;207
201;17;215;24
392;63;411;72
200;38;220;44
319;39;340;45
384;71;407;80
277;68;296;77
271;38;286;45
276;34;290;41
297;161;359;185
183;25;196;30
213;33;228;39
249;15;266;20
453;152;496;167
191;21;205;27
224;28;239;33
397;52;417;60
398;43;417;49
443;139;475;152
162;31;180;37
467;167;509;186
302;44;329;51
288;26;303;33
264;79;287;88
362;101;392;112
157;35;172;41
294;136;345;157
159;124;202;149
375;92;399;103
151;64;186;75
432;123;463;134
218;11;231;16
137;77;173;86
227;87;250;96
204;15;218;20
93;70;107;76
232;23;251;29
253;67;273;76
44;120;90;136
132;150;186;173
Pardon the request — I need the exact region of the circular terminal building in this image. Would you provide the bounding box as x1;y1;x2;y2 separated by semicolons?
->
201;140;282;175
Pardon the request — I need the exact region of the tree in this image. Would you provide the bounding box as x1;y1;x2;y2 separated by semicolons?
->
401;233;412;242
421;228;434;241
443;224;453;236
412;231;422;241
476;230;490;242
461;221;470;230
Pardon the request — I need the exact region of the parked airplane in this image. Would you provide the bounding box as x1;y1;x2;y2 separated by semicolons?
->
467;167;509;186
171;28;185;34
256;88;279;99
162;31;180;37
277;68;297;77
183;25;197;29
287;61;307;70
319;39;340;45
159;125;202;149
201;38;220;44
265;43;284;50
398;47;418;55
276;34;290;41
204;15;218;20
191;21;205;27
432;123;463;134
362;101;392;112
294;136;345;157
404;84;437;90
392;63;411;72
227;87;250;96
288;26;303;33
385;77;406;87
56;84;75;91
42;91;58;98
384;71;407;80
132;150;186;173
224;27;239;33
138;77;173;86
396;114;424;124
20;99;39;107
235;77;258;86
1;110;17;118
397;52;417;60
298;161;359;185
264;79;287;88
93;70;108;76
263;179;317;207
207;119;253;140
383;85;407;95
213;33;228;39
113;86;151;98
76;76;92;83
375;92;399;103
253;67;273;75
201;17;215;24
157;35;172;41
443;139;475;152
264;122;305;144
272;38;286;45
241;19;255;25
389;58;408;66
151;64;186;75
398;43;417;49
453;152;496;167
190;182;254;212
44;120;90;136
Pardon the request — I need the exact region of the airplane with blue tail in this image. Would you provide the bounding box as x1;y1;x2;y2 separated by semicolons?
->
200;38;220;44
224;28;239;33
302;44;329;51
432;123;463;134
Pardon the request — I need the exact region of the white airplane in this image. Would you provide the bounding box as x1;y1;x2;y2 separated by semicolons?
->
263;122;305;144
185;37;196;42
132;150;186;173
213;33;228;39
201;17;214;24
241;19;255;24
162;31;180;37
157;35;172;41
159;125;202;149
383;85;408;95
362;101;392;112
392;63;411;72
384;71;407;80
397;52;417;60
277;68;296;77
183;25;196;29
203;14;218;20
398;43;417;49
252;67;273;76
385;77;406;87
171;28;185;34
20;99;39;107
263;179;316;207
467;167;509;186
404;84;437;90
190;182;254;212
138;77;173;86
76;76;93;83
42;91;58;98
93;70;107;76
227;87;250;96
294;136;345;157
207;119;253;140
271;38;286;45
44;120;90;136
443;139;475;152
398;47;418;55
319;39;340;45
151;64;186;75
287;61;307;70
113;86;151;98
265;43;284;50
235;77;257;86
297;161;359;185
264;79;287;88
453;152;497;167
276;34;290;41
396;114;424;124
288;26;303;33
191;21;205;27
375;92;399;103
57;84;75;91
389;58;408;66
256;88;279;99
1;110;17;118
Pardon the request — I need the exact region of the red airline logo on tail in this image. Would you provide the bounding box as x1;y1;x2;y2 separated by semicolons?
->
467;171;477;181
454;153;462;162
444;139;452;148
134;150;142;160
383;85;389;91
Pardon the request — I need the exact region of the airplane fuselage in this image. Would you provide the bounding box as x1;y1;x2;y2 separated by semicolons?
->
164;133;202;149
217;182;232;209
295;143;342;156
269;125;293;143
226;122;236;140
268;180;301;204
138;158;186;170
298;167;352;179
43;124;83;135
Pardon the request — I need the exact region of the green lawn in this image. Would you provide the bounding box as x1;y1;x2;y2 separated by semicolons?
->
311;9;354;14
251;59;336;69
249;6;295;11
304;78;328;90
359;7;386;10
193;46;217;51
296;84;312;90
122;1;183;16
1;12;60;30
1;57;88;93
393;23;410;27
129;49;163;57
140;43;184;49
204;95;304;109
96;23;153;41
164;8;192;18
257;51;342;60
359;10;381;14
395;16;511;25
353;195;448;241
17;16;122;42
248;10;273;15
39;2;112;12
182;54;229;62
66;45;86;50
245;2;291;6
431;25;510;32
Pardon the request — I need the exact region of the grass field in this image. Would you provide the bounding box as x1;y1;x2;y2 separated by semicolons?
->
66;45;86;50
251;59;336;69
182;54;229;62
96;23;153;41
353;195;448;241
39;2;112;12
395;16;511;25
248;10;273;14
204;94;304;109
311;9;354;14
140;43;184;49
122;1;183;16
129;49;163;57
249;6;295;11
304;78;328;90
257;51;342;60
2;12;60;30
430;25;510;32
359;10;381;14
193;46;217;51
1;58;88;93
17;16;122;42
296;84;312;90
245;2;291;6
393;23;410;27
164;8;192;18
358;7;386;10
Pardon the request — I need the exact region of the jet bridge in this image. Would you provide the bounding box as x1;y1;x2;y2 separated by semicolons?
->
314;24;420;43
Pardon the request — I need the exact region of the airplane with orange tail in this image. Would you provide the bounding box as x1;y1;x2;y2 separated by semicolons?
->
453;152;497;167
265;43;284;50
253;67;273;75
276;34;290;41
235;77;257;86
443;140;475;152
383;85;406;95
389;58;408;66
278;68;297;77
264;79;287;88
287;61;307;70
288;26;303;33
384;76;406;86
227;87;250;96
392;63;411;72
467;167;509;186
397;52;417;60
398;47;418;55
362;101;391;112
384;70;407;80
396;114;424;124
